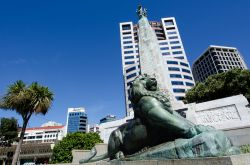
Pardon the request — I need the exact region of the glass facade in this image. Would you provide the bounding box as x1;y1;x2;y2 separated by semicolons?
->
67;110;87;133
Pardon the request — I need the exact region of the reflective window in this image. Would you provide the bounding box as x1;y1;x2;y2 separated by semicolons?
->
123;41;132;44
173;88;185;93
162;52;170;56
171;46;181;49
182;68;191;73
184;75;193;80
125;56;134;59
167;31;177;35
169;36;178;39
173;51;183;55
170;74;182;78
164;20;174;26
124;45;133;49
126;66;136;73
122;32;131;35
171;81;184;85
175;96;184;100
186;82;194;87
167;61;178;64
122;24;131;30
159;42;168;45
123;36;132;39
180;62;189;67
168;67;180;71
125;61;135;65
160;47;169;50
175;56;184;59
124;51;133;54
170;41;180;44
126;73;137;79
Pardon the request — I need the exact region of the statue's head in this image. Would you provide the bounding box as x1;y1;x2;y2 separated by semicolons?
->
135;74;157;91
129;74;158;104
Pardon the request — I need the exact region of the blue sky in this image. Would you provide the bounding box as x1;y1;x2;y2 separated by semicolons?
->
0;0;249;127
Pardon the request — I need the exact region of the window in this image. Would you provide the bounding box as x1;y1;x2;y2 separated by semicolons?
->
122;32;131;35
126;66;136;73
169;36;178;39
175;96;184;100
184;75;193;80
160;47;169;50
170;74;182;78
168;67;180;71
124;50;133;54
171;81;184;85
173;51;183;55
125;56;134;59
173;88;185;93
125;61;135;65
180;62;189;67
167;61;178;65
182;68;191;73
166;27;175;30
170;41;180;44
171;46;181;49
159;42;168;45
186;82;194;87
167;31;177;35
126;73;137;79
123;36;132;39
175;56;184;59
122;24;131;30
124;45;133;49
123;41;132;44
162;52;170;56
164;20;174;26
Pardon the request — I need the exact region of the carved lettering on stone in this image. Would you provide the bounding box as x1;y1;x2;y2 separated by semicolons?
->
196;105;241;125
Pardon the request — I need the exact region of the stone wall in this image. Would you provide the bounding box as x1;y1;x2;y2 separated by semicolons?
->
185;94;250;146
50;153;250;165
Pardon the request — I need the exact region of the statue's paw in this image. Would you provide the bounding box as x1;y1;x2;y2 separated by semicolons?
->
115;151;125;159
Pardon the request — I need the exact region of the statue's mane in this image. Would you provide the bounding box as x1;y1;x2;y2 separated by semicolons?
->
129;74;171;110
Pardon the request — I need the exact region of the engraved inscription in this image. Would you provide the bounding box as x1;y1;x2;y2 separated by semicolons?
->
197;105;240;124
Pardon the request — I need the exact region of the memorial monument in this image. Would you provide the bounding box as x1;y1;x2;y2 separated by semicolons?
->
79;5;240;164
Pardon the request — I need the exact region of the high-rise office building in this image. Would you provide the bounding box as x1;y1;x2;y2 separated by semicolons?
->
120;17;195;117
192;45;248;82
66;107;88;134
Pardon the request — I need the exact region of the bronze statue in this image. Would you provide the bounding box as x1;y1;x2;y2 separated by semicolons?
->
79;75;239;163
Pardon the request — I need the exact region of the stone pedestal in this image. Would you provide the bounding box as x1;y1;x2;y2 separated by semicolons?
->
82;153;250;165
185;94;250;146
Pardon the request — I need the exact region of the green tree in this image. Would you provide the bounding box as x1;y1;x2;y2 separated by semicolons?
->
0;80;54;165
0;117;18;147
51;132;103;163
185;68;250;103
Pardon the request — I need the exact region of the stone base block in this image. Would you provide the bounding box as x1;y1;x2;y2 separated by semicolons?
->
82;153;250;165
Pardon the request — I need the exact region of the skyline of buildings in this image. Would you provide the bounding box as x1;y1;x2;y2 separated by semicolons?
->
192;45;248;82
120;17;195;116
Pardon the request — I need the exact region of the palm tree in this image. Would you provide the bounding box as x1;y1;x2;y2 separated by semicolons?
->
0;80;54;165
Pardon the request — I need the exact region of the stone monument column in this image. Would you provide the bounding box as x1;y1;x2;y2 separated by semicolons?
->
137;5;183;109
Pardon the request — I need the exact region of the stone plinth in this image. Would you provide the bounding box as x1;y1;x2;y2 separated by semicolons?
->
81;153;250;165
185;94;250;146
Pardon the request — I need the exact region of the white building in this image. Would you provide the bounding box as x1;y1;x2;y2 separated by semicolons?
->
66;107;88;134
120;17;195;116
192;45;248;82
22;125;65;144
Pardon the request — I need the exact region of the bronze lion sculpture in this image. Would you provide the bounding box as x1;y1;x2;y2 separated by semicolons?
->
80;74;239;163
